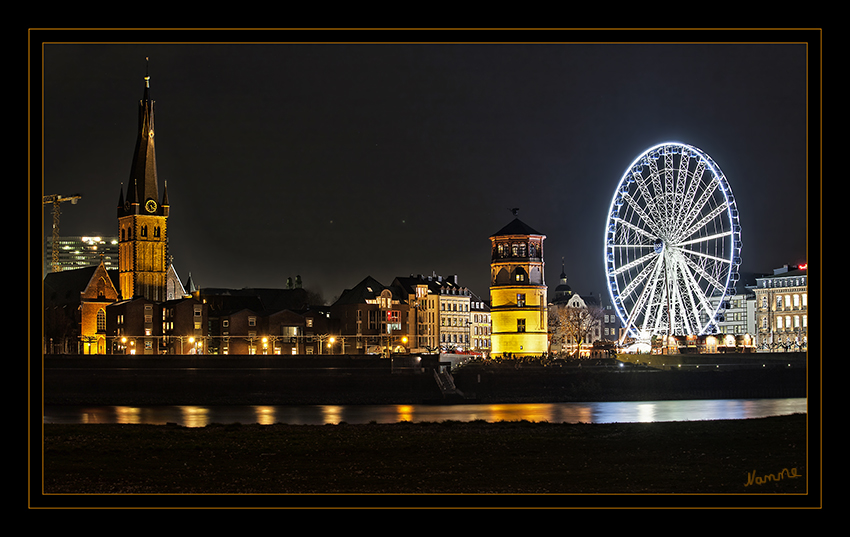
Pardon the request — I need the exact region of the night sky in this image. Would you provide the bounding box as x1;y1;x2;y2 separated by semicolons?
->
34;31;816;306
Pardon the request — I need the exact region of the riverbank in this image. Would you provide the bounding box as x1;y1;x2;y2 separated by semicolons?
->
42;355;808;406
36;413;812;504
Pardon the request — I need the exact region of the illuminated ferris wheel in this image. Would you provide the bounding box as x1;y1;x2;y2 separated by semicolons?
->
604;142;742;342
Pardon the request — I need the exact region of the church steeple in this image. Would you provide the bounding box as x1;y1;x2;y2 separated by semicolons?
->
117;59;169;302
121;57;161;218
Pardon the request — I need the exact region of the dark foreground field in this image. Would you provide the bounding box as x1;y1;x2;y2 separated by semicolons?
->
36;413;814;506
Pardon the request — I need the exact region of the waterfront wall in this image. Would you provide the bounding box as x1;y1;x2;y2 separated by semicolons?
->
616;351;807;370
41;353;808;406
42;354;440;406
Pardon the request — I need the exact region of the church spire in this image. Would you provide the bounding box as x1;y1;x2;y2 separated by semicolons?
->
125;57;159;216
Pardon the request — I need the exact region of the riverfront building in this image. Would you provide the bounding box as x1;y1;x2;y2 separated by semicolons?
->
488;217;548;357
750;265;808;352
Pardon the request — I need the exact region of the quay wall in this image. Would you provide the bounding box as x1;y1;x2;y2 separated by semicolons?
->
41;353;809;406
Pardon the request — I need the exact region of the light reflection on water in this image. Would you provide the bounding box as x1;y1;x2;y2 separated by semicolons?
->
43;398;806;428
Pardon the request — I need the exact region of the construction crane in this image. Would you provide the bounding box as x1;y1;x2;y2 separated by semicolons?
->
43;193;82;272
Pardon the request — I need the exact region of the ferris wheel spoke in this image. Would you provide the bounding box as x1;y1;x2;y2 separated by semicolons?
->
674;155;708;227
612;218;658;244
676;261;708;333
677;175;723;241
679;251;727;296
620;255;665;338
679;260;718;333
676;246;732;266
675;230;732;248
617;253;661;299
631;168;667;233
608;248;657;277
621;192;665;238
676;201;729;245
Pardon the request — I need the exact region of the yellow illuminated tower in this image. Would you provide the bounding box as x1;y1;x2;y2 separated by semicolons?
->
489;214;548;357
117;62;170;301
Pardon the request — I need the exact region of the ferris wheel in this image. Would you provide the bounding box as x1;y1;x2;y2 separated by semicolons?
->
604;142;742;342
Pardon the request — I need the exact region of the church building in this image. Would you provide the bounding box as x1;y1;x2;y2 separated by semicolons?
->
42;63;206;355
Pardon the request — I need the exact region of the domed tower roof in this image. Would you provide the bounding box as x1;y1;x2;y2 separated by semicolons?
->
553;258;572;302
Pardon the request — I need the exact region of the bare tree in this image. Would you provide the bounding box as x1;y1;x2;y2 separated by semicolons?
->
550;303;604;358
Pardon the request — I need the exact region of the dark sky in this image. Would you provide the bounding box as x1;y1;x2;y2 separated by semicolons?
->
35;31;815;305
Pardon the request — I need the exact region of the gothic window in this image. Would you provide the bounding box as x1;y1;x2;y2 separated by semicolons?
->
97;309;106;332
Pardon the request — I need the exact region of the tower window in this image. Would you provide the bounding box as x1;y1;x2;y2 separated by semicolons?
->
517;318;526;332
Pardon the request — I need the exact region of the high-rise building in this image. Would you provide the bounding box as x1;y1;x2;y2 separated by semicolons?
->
489;216;548;357
43;235;119;276
116;66;170;302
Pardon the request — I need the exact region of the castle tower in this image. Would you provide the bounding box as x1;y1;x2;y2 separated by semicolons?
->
489;215;548;357
117;61;170;301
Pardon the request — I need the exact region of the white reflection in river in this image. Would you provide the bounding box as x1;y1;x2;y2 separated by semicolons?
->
43;398;807;428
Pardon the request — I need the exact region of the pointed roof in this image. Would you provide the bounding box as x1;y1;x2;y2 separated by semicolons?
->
44;265;120;307
185;271;196;293
125;59;159;213
332;276;405;307
490;217;545;238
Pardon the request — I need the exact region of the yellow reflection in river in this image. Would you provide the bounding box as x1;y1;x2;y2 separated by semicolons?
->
113;406;142;424
321;405;344;424
486;403;550;423
396;405;415;422
178;406;210;428
253;406;277;425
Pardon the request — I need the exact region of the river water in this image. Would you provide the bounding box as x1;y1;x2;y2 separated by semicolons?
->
42;397;806;428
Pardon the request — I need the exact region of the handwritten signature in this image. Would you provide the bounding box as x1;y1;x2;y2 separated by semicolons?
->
745;467;802;487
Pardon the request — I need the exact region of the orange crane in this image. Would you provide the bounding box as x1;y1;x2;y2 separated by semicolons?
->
43;193;82;272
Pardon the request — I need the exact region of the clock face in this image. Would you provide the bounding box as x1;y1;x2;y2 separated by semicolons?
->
145;199;158;213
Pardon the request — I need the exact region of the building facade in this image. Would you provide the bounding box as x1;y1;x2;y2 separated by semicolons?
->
751;265;808;352
469;290;491;354
489;217;548;357
330;276;412;355
712;280;756;337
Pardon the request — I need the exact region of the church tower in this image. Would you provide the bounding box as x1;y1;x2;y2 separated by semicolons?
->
117;61;170;301
489;214;548;357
